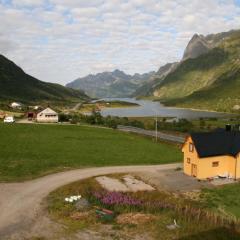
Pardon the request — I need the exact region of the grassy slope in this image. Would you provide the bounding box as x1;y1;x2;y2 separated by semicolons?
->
0;54;89;103
166;67;240;112
0;123;181;181
154;48;229;100
151;31;240;112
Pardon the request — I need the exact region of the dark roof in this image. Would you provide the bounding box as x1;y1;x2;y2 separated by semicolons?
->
191;131;240;158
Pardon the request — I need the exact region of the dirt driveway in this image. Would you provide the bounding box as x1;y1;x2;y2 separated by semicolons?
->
0;163;181;240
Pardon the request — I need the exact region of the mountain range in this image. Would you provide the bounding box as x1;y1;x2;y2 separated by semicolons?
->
1;28;240;112
66;69;155;98
135;29;240;112
0;54;89;104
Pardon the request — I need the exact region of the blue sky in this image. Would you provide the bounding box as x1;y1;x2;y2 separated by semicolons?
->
0;0;239;84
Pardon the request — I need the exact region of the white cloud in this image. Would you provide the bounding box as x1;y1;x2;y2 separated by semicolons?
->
71;7;100;18
12;0;45;7
0;0;239;84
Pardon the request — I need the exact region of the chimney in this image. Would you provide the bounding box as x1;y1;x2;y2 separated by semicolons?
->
226;124;232;131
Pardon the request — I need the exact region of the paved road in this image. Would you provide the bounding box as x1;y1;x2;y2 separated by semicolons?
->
0;163;181;239
117;125;185;143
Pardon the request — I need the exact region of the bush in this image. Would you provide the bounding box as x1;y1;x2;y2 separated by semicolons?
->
59;113;70;122
104;116;118;129
156;118;194;132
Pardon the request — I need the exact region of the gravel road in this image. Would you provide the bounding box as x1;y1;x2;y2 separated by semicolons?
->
0;163;181;239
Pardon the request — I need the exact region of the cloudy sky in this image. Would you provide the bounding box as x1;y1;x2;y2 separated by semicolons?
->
0;0;240;85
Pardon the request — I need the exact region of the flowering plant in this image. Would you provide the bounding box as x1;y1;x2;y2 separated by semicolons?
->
93;191;142;206
92;190;177;213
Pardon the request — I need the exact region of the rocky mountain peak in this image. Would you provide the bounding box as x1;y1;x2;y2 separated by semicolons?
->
182;33;211;61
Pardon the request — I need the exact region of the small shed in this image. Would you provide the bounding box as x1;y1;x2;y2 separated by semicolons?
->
36;107;58;123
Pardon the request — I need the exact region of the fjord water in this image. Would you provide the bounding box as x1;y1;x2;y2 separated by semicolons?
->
97;98;233;119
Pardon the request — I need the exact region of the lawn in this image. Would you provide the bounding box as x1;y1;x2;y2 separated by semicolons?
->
200;183;240;219
0;123;182;181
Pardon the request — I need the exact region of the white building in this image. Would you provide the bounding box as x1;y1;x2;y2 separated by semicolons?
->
36;107;58;123
10;102;22;109
34;105;40;110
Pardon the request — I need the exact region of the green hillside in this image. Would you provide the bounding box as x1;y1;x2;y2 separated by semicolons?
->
146;30;240;112
166;63;240;112
0;54;89;103
153;48;229;100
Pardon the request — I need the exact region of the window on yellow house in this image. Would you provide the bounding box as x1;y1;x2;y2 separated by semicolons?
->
212;162;219;167
187;158;191;164
189;143;194;152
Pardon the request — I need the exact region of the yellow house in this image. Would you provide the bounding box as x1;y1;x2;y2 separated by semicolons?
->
182;131;240;180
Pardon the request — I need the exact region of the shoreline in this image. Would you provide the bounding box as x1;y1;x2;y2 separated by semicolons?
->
135;98;234;114
139;98;238;115
83;98;239;118
79;101;140;114
163;105;236;115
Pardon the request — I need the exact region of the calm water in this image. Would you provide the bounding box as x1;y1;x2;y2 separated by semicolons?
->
94;98;234;119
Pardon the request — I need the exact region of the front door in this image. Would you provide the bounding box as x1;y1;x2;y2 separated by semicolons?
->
191;164;197;177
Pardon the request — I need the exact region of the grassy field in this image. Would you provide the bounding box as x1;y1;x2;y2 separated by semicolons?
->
0;123;181;181
0;109;24;118
200;183;240;219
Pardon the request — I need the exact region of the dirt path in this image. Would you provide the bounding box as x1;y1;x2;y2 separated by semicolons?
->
0;163;181;239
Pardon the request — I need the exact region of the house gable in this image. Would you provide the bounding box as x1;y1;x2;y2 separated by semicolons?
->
36;107;58;123
37;107;57;116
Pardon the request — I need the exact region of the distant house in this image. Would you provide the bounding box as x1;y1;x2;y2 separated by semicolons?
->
165;117;179;123
29;105;41;110
33;105;41;110
182;130;240;180
36;107;58;123
10;102;22;109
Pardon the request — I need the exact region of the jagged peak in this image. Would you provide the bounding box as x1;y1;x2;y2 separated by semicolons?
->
191;33;200;39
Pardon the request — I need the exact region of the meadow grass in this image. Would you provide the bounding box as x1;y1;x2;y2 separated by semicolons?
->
0;123;182;181
200;183;240;219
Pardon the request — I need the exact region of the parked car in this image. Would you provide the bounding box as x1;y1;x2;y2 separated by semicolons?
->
3;116;15;123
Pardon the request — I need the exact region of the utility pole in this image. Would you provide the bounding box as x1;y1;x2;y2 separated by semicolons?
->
155;115;158;142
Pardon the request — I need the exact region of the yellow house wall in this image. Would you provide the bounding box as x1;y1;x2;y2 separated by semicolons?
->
182;137;199;177
182;136;237;179
197;155;236;179
235;154;240;179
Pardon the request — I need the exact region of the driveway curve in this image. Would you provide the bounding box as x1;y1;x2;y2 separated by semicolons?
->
0;163;181;239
